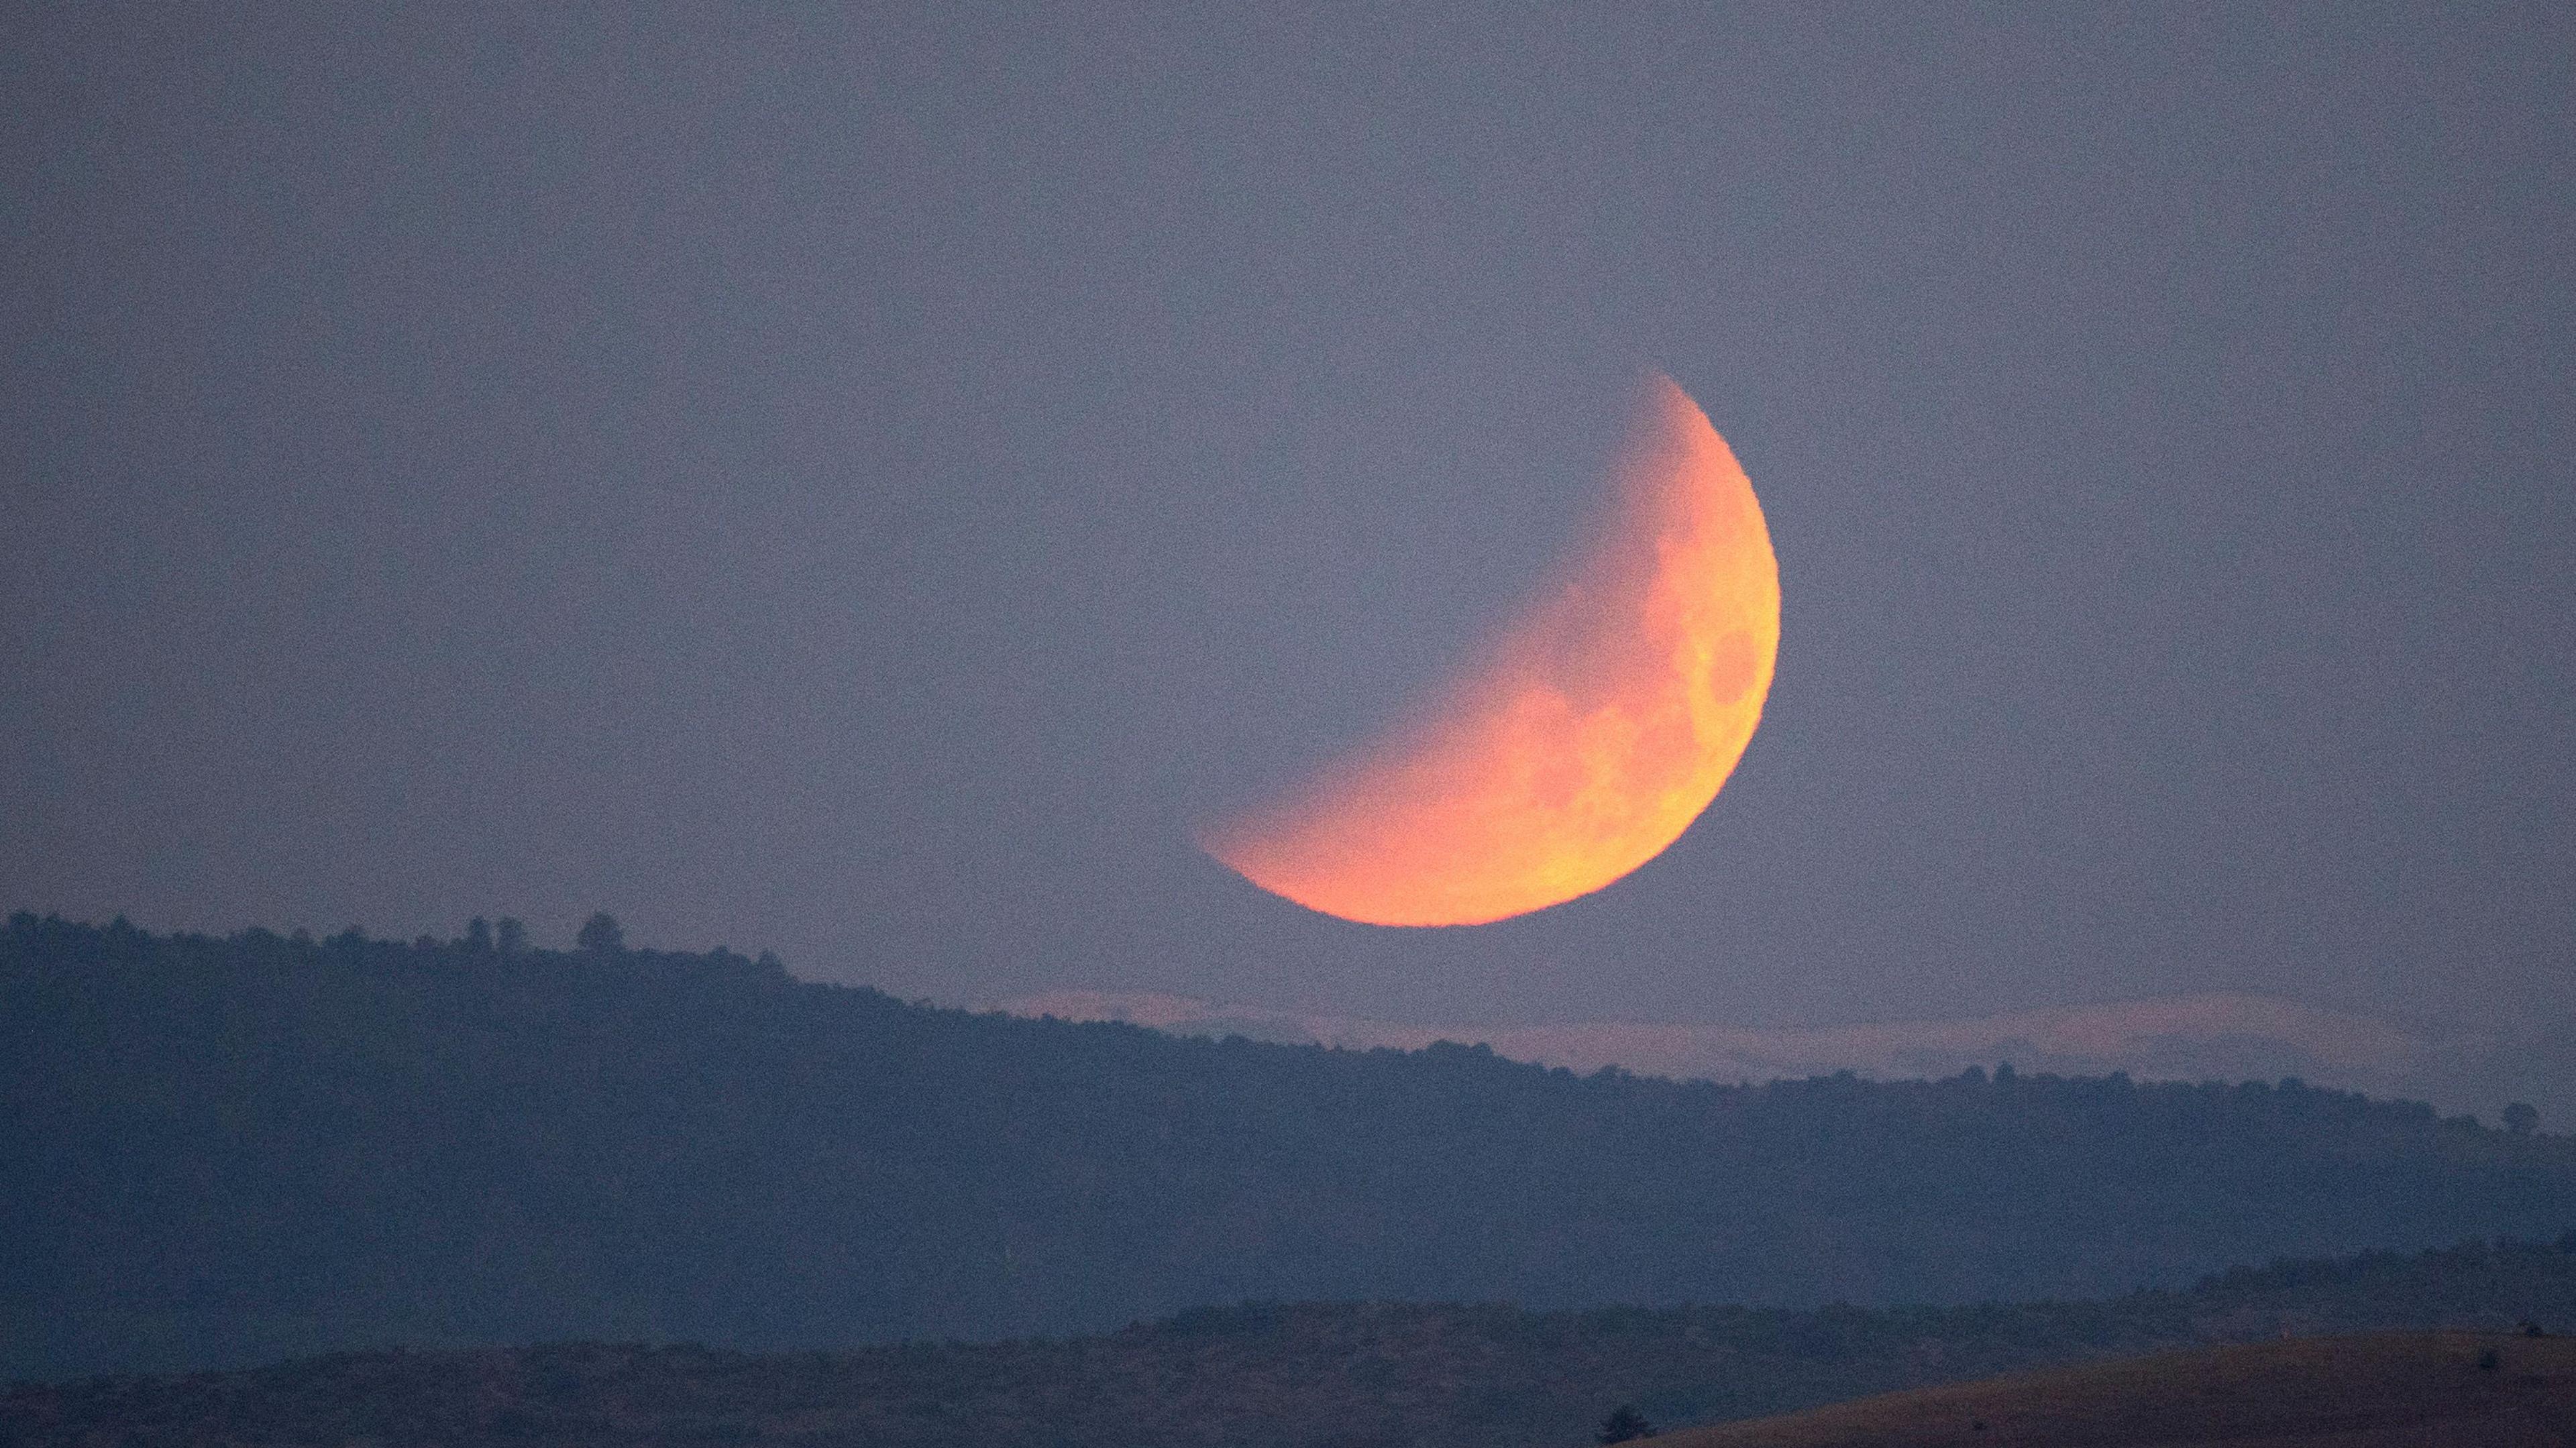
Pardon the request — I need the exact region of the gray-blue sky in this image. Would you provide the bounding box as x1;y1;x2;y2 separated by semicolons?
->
5;4;2571;1034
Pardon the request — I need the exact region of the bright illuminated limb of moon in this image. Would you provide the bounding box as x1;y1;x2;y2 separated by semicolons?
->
1201;375;1779;927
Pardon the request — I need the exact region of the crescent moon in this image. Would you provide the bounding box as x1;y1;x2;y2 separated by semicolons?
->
1199;375;1779;927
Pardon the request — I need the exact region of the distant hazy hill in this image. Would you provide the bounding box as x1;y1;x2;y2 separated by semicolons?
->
996;987;2563;1123
9;1241;2576;1447
6;914;2575;1380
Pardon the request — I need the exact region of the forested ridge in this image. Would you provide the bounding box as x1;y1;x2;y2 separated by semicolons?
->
9;1240;2576;1447
5;913;2571;1381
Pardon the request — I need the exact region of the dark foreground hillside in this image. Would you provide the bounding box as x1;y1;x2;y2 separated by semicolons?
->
8;1241;2576;1448
6;915;2574;1380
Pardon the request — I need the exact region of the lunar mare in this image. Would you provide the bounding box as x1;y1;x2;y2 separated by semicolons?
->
1202;376;1778;926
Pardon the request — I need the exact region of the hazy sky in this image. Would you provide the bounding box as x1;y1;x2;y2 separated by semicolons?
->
7;4;2571;1034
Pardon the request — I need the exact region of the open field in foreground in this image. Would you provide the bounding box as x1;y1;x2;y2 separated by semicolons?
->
1671;1332;2576;1448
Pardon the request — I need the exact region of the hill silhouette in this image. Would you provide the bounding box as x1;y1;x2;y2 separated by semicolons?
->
7;1241;2576;1446
6;913;2574;1380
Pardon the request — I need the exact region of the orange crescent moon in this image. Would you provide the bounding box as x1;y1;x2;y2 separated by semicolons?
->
1200;375;1780;927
